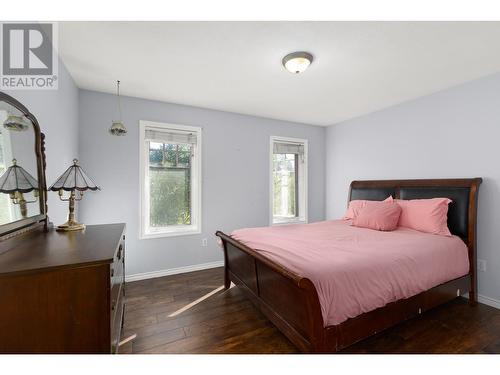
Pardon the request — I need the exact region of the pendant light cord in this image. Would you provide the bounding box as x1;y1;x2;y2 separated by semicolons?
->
117;80;122;122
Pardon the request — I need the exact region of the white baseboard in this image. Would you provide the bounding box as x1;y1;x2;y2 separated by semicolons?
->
477;294;500;309
125;260;224;282
463;293;500;310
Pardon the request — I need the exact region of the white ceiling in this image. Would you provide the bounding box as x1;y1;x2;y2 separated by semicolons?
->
59;22;500;126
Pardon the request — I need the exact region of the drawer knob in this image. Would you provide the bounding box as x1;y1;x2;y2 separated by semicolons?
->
112;302;116;311
111;268;114;277
117;245;123;260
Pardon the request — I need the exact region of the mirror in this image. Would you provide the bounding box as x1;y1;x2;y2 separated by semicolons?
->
0;94;46;235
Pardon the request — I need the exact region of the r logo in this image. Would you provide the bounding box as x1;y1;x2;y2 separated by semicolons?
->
2;23;53;75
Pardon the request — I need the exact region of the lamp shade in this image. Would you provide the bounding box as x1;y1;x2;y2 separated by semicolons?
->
49;159;100;192
0;159;38;193
109;121;127;136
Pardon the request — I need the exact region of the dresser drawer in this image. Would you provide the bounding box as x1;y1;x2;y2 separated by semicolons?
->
110;257;124;288
110;283;124;353
110;237;125;283
110;282;123;317
110;234;125;353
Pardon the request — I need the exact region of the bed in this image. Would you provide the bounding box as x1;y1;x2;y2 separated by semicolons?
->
215;179;482;353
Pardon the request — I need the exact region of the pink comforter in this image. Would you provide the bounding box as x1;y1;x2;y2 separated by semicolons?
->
231;220;469;326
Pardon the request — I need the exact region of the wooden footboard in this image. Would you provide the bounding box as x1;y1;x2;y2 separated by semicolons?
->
216;231;326;352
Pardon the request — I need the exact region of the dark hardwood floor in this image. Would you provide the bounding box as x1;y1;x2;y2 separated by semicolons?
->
120;267;500;354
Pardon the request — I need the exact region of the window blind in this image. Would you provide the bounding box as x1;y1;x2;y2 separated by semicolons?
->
145;128;197;145
273;142;304;155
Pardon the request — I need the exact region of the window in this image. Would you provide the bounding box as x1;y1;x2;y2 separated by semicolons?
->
270;136;308;225
140;121;201;238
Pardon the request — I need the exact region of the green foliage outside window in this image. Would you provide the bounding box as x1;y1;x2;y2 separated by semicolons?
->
149;142;192;227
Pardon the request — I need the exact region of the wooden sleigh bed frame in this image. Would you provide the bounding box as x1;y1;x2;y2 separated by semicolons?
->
215;178;482;353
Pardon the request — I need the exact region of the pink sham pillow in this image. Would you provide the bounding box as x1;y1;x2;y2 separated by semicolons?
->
395;198;452;236
352;201;402;231
343;196;394;220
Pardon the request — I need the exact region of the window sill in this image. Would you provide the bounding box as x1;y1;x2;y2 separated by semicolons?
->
140;227;201;240
272;218;307;226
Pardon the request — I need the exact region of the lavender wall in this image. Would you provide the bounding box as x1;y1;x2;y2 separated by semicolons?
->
78;90;326;277
326;73;500;306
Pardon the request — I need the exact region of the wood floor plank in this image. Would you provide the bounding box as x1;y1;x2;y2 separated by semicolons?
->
123;299;251;340
121;267;500;354
132;327;186;353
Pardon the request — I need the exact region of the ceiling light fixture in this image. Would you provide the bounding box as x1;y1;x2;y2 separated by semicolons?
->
282;51;313;74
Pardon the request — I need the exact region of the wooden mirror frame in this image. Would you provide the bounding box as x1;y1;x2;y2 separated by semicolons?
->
0;92;48;239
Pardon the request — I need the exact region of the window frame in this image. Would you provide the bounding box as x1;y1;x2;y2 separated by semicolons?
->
139;120;202;239
269;136;308;226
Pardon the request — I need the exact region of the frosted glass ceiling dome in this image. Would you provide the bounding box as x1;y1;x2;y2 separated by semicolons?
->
282;52;313;74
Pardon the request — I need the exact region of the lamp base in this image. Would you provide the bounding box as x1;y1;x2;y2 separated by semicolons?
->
57;193;85;231
56;221;86;232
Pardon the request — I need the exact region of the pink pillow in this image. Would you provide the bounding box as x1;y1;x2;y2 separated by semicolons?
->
343;196;394;220
395;198;452;236
352;201;402;231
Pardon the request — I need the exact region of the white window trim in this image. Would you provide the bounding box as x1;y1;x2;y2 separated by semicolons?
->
139;120;202;239
269;136;308;226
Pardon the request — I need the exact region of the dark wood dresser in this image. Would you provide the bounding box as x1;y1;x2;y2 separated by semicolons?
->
0;223;126;353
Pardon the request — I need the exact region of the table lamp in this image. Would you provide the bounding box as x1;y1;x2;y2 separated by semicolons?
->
49;159;100;231
0;159;39;218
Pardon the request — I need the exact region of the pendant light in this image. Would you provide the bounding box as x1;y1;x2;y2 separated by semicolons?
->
109;80;127;136
3;114;31;131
